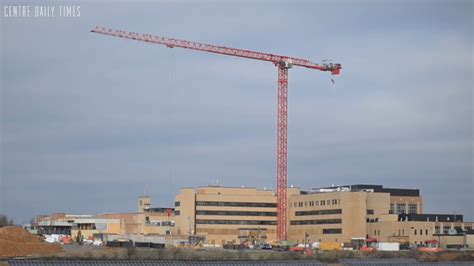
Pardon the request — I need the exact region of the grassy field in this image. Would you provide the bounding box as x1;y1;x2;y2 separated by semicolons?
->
8;245;472;263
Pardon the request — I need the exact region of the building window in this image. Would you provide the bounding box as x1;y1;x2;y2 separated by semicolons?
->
161;221;175;227
402;229;405;235
408;204;418;214
326;200;330;205
77;223;96;230
304;201;308;207
315;201;319;206
290;219;342;225
414;229;417;235
374;230;377;235
435;226;440;234
443;226;450;234
196;210;276;216
389;203;395;214
295;209;342;216
420;229;422;235
425;229;428;235
196;220;276;225
196;201;277;208
323;228;342;234
298;202;303;207
175;201;180;207
321;200;325;206
396;203;406;214
367;209;374;215
175;210;180;216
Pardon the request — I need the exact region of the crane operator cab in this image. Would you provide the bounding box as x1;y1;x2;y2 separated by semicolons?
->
321;60;342;75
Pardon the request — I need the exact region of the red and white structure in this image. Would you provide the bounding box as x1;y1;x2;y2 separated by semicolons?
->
91;26;342;241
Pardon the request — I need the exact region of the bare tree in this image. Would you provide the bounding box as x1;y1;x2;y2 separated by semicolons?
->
0;214;14;227
0;215;8;227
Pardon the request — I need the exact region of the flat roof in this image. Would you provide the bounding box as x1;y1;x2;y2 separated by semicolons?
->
182;185;300;190
310;184;420;197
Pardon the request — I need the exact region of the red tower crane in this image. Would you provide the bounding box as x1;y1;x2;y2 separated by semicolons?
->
91;26;341;241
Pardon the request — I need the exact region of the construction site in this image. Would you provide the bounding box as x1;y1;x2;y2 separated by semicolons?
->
0;183;472;261
2;0;473;264
2;21;474;263
1;183;474;263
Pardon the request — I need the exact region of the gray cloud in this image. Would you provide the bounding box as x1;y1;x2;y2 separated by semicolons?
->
1;0;472;222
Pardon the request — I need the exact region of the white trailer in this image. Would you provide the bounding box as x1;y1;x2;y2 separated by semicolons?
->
376;242;400;251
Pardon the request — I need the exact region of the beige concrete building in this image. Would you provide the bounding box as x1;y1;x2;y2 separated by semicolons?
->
33;184;473;249
96;210;175;237
70;218;121;239
367;213;473;248
466;232;474;249
138;196;151;212
175;184;473;249
288;184;424;244
288;190;387;244
35;196;176;240
174;186;299;246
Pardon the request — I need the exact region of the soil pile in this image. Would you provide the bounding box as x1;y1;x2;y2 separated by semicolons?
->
0;226;62;258
416;250;474;262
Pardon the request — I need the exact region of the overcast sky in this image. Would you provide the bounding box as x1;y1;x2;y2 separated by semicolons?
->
1;0;472;223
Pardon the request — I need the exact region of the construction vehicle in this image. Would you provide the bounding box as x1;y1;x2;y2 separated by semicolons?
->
360;238;377;251
319;242;342;251
417;239;443;252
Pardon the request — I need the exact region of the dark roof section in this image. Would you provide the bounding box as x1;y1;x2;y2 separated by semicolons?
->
350;184;420;197
313;184;420;197
398;213;463;222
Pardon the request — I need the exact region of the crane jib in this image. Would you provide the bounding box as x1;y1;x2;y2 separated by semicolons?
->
91;26;341;74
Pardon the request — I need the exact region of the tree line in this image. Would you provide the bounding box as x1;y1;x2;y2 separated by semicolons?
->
0;214;15;227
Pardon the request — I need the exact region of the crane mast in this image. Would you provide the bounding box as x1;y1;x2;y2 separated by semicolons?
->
91;26;342;241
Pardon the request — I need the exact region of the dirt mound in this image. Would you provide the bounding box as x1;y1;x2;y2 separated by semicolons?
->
0;226;42;243
416;250;474;262
0;226;62;258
